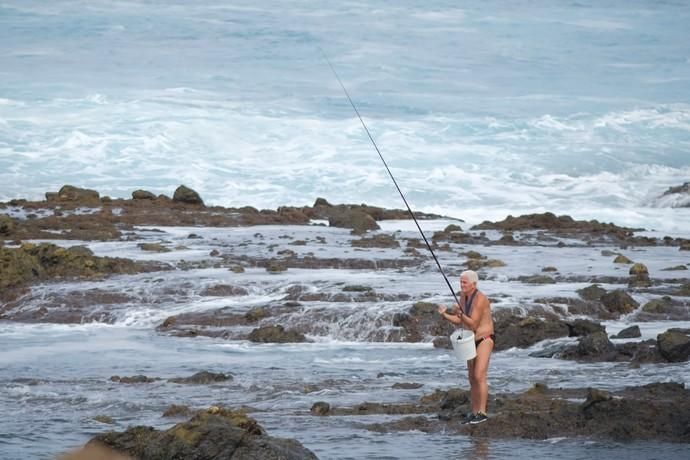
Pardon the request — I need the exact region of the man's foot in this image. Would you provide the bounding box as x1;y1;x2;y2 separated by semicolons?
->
469;411;488;424
460;412;474;424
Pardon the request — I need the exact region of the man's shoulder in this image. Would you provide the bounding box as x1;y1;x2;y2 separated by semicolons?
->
477;290;490;305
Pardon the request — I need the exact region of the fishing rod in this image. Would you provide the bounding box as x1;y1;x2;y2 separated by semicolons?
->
320;49;462;308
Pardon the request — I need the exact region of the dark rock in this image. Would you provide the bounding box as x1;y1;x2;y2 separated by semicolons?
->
566;319;605;337
248;325;307;343
200;284;248;296
311;402;330;415
392;382;423;389
628;263;651;287
614;254;633;264
137;242;171;253
313;197;332;207
392;302;454;343
657;330;690;362
577;284;607;301
266;259;288;273
110;375;156;384
518;275;556;284
351;234;399;248
172;185;204;206
328;210;379;233
132;190;156;200
612;325;641;339
89;407;318;460
582;388;612;410
168;371;232;385
162;405;193;417
49;185;100;203
494;315;570;351
0;215;15;236
466;258;506;270
600;290;639;317
561;331;616;361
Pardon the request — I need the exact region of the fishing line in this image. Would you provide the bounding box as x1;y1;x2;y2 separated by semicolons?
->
320;48;461;308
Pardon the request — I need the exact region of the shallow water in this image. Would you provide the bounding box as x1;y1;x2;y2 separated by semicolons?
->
1;220;689;458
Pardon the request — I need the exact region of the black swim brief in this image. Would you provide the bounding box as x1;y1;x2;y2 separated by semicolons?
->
475;333;495;348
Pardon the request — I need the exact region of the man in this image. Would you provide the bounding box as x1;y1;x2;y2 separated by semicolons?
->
438;270;494;424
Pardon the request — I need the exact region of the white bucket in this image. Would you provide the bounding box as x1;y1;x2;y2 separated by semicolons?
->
450;329;477;361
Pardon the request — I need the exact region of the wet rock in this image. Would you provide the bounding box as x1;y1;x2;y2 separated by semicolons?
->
566;319;606;337
355;383;690;442
392;382;423;389
613;254;633;264
541;266;558;272
328;209;379;234
657;330;690;362
466;258;506;271
582;388;612;409
351;234;399;248
0;243;152;304
311;402;330;415
110;375;157;384
93;415;116;424
245;307;270;323
0;215;15;236
612;325;641;339
577;284;607;301
561;332;617;361
172;185;204;206
47;185;100;203
518;275;556;284
657;182;690;207
393;301;453;343
168;371;232;384
641;296;674;314
266;259;288;273
661;265;688;271
494;315;570;351
313;197;332;207
342;284;373;292
88;407;318;460
162;405;193;417
600;290;639;317
199;284;249;296
628;263;651;287
472;213;638;240
137;242;171;253
439;388;470;411
132;190;156;200
248;325;307;343
677;281;690;296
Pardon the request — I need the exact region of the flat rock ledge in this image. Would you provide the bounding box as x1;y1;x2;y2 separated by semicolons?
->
62;406;318;460
312;382;690;443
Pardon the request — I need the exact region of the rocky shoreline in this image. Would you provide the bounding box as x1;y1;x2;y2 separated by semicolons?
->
2;185;690;456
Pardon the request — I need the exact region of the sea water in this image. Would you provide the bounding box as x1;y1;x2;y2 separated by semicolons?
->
1;0;689;231
1;1;690;459
1;222;690;459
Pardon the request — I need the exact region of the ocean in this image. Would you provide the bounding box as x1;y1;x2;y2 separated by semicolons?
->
1;0;689;230
1;1;690;459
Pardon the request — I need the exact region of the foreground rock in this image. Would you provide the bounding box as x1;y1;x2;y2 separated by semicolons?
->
77;407;318;460
315;382;690;443
0;243;163;304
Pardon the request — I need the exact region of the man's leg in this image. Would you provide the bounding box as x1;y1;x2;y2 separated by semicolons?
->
473;339;494;413
466;359;477;413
